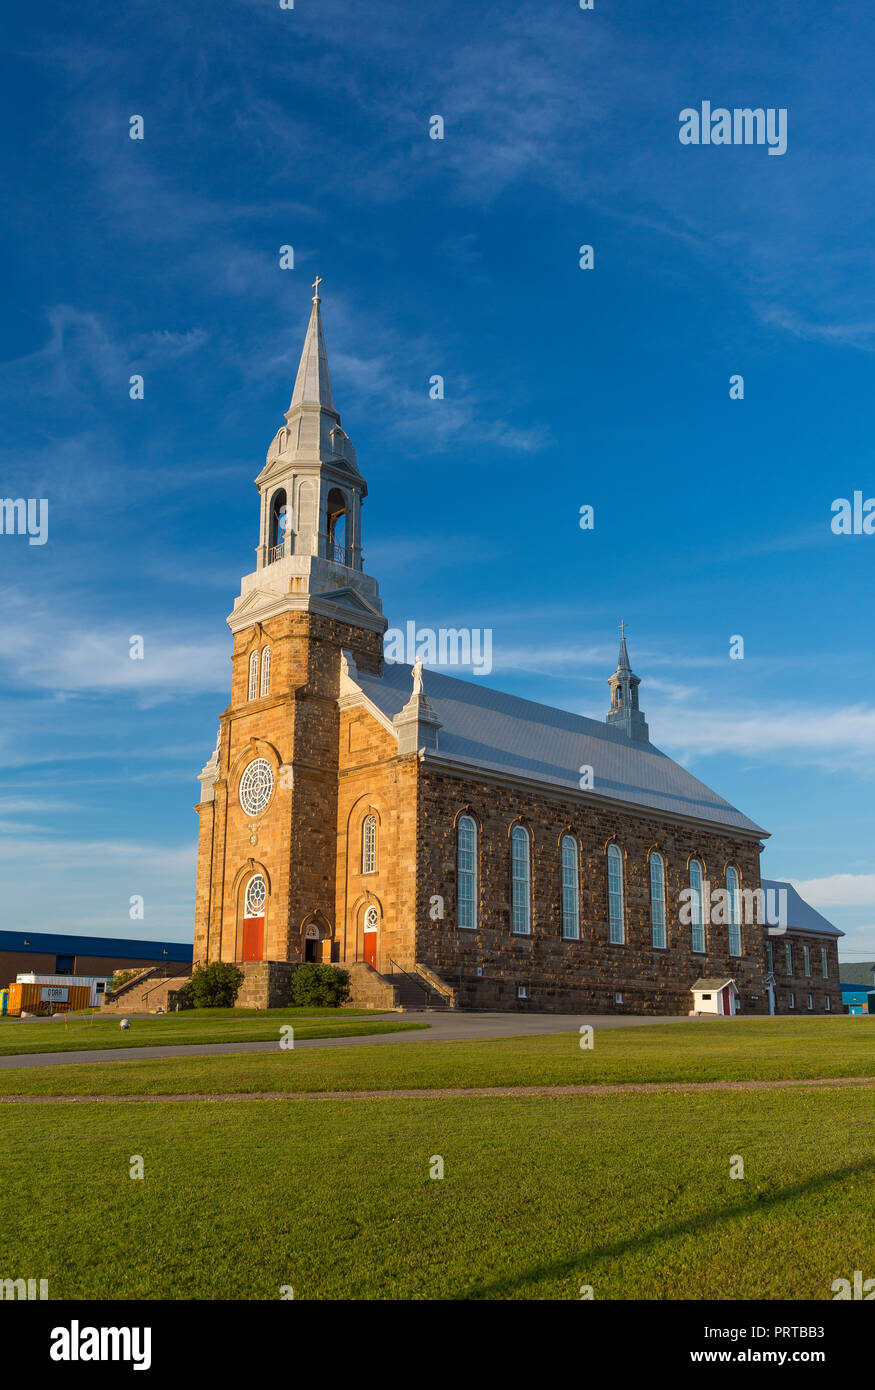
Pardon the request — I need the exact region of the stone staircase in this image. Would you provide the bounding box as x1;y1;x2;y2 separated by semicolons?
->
102;964;190;1013
383;969;451;1011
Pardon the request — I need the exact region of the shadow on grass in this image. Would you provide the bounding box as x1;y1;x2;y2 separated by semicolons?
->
457;1156;875;1299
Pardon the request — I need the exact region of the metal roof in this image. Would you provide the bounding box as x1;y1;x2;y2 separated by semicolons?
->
0;932;192;962
356;662;768;836
836;962;875;986
761;880;844;939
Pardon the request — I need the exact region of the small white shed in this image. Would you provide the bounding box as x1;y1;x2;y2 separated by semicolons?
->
690;977;739;1017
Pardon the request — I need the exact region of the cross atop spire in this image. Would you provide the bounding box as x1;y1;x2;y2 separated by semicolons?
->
312;274;323;301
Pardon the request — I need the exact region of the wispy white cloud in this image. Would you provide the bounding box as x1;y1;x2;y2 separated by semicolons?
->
0;591;228;700
792;874;875;908
653;702;875;774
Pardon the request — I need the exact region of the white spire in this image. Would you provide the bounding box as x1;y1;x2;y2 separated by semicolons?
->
288;277;335;413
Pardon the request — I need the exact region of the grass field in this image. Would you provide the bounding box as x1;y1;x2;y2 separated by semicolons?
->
1;1085;872;1299
0;1016;871;1095
3;1017;872;1300
0;1007;424;1055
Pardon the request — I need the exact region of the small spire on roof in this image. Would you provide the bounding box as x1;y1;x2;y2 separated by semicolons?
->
617;619;631;672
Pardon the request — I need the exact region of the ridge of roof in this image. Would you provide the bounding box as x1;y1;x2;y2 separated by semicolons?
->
352;661;767;837
761;879;844;938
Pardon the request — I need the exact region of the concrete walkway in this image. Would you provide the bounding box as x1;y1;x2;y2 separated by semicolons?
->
0;1010;688;1070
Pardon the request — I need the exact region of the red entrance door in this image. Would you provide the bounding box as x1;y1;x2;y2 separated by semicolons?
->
242;917;264;962
363;929;377;969
720;985;732;1016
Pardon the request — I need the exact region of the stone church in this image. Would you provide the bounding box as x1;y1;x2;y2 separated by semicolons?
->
193;287;842;1016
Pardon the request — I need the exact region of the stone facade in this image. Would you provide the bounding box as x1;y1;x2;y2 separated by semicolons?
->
769;933;842;1016
414;764;770;1015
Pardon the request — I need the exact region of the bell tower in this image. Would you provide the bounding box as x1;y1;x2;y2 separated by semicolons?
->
606;621;649;743
193;283;387;978
238;276;382;624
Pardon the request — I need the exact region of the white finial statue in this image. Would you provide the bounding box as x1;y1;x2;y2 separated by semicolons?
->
411;658;424;696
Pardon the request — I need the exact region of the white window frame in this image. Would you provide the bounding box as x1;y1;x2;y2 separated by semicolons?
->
821;947;828;979
825;995;831;1012
650;851;666;949
803;945;811;977
362;814;377;875
511;825;531;935
785;943;793;975
726;866;742;956
690;859;705;954
789;991;795;1010
260;646;271;697
607;844;625;945
561;835;580;940
244;873;266;918
457;815;477;930
248;649;259;701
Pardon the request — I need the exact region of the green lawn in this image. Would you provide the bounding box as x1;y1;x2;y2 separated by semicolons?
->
1;1016;871;1096
1;1086;872;1299
0;1007;424;1056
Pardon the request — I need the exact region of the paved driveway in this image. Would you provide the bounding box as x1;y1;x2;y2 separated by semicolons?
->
0;1010;688;1069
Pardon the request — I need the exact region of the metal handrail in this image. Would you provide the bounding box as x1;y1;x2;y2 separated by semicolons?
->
387;957;431;1002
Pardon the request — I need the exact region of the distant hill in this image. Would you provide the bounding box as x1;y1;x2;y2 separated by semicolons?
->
838;962;875;987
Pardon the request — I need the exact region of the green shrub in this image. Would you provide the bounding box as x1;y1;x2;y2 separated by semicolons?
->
179;962;244;1010
291;964;350;1008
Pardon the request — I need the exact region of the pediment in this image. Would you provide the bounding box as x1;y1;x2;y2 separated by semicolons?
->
319;587;382;618
230;586;273;618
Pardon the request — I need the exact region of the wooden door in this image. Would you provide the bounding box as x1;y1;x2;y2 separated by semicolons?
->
363;929;377;969
242;917;264;962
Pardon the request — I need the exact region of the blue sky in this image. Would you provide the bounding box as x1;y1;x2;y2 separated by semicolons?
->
1;0;874;958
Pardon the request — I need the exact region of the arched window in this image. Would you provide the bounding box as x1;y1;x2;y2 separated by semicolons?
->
362;814;377;874
650;851;666;949
326;487;347;564
260;646;271;697
607;844;625;944
248;649;259;701
511;825;531;934
244;873;266;917
269;489;288;560
561;835;579;939
690;860;705;953
726;866;742;956
457;815;477;930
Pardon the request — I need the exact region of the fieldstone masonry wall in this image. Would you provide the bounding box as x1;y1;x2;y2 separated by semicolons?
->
415;765;770;1015
235;961;297;1010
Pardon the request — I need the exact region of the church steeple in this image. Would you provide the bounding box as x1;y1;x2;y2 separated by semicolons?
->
287;278;336;414
253;279;368;573
227;282;385;641
605;621;649;742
